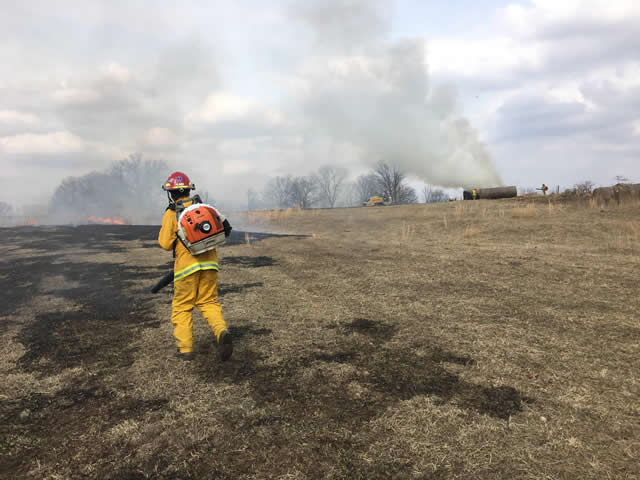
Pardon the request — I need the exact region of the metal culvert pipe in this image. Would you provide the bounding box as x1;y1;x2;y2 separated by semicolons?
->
476;186;517;200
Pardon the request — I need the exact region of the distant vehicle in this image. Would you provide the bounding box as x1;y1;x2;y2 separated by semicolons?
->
363;196;392;206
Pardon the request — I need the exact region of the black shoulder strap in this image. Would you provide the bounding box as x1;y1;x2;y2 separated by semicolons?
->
171;195;203;257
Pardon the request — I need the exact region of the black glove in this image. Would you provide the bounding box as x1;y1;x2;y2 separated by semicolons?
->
222;219;232;237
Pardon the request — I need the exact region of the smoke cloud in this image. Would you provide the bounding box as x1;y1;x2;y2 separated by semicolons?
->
293;38;501;188
47;156;170;225
296;0;500;188
1;0;502;220
197;0;502;195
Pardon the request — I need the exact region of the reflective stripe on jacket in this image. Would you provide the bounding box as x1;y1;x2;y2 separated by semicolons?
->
174;261;220;281
158;197;221;282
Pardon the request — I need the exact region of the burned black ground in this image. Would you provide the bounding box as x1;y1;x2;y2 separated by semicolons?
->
0;226;305;478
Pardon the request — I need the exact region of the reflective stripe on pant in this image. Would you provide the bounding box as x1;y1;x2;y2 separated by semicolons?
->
171;269;227;353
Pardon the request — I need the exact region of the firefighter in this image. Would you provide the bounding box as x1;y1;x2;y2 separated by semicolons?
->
472;188;477;200
536;184;549;196
158;171;233;361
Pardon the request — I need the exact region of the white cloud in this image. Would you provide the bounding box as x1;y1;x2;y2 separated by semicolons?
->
0;110;40;126
222;159;252;175
428;36;542;80
194;93;253;123
420;1;640;186
547;86;597;111
0;131;85;154
500;1;640;37
141;127;179;147
0;130;124;160
52;87;102;106
99;62;131;84
189;93;284;127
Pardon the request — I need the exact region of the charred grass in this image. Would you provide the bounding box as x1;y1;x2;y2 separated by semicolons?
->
1;200;639;479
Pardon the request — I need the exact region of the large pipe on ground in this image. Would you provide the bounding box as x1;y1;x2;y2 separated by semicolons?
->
478;186;517;199
463;186;517;200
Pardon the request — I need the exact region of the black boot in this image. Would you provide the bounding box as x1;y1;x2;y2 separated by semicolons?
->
218;330;233;362
174;349;195;361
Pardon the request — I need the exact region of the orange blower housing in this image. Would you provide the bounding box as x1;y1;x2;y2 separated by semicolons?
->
177;203;226;255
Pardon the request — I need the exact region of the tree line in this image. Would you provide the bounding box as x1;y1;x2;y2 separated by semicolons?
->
48;154;170;223
258;161;449;209
1;157;452;226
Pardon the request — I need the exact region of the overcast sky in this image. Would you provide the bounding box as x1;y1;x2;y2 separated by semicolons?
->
1;0;639;206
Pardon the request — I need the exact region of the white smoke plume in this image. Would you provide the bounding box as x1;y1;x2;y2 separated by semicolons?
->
293;42;501;188
287;0;501;189
188;0;503;197
2;0;502;219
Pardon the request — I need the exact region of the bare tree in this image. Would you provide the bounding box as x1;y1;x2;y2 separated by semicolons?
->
421;184;429;203
397;183;419;204
373;161;417;204
49;155;170;223
354;174;379;203
314;165;348;208
264;175;293;208
51;172;122;219
110;154;169;211
289;176;316;208
422;185;448;203
574;181;595;194
373;161;403;202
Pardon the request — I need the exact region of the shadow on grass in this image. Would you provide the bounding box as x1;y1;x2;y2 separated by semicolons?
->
221;256;277;268
187;317;529;479
219;282;264;297
199;318;527;421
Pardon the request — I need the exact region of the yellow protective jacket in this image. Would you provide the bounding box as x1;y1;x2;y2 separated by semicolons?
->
158;197;220;282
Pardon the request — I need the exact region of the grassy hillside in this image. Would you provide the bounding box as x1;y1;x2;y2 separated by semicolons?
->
1;198;638;479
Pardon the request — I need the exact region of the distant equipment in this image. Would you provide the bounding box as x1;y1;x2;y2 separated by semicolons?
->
463;186;517;200
363;196;392;206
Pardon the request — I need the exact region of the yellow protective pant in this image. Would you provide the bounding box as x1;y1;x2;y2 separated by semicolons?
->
171;269;227;353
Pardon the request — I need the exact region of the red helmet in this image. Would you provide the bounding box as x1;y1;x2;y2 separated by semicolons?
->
162;171;195;191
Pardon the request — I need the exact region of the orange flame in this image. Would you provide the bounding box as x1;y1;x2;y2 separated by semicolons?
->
88;216;127;225
24;219;38;226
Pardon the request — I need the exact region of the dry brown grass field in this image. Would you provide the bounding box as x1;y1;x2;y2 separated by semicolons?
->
1;197;639;479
